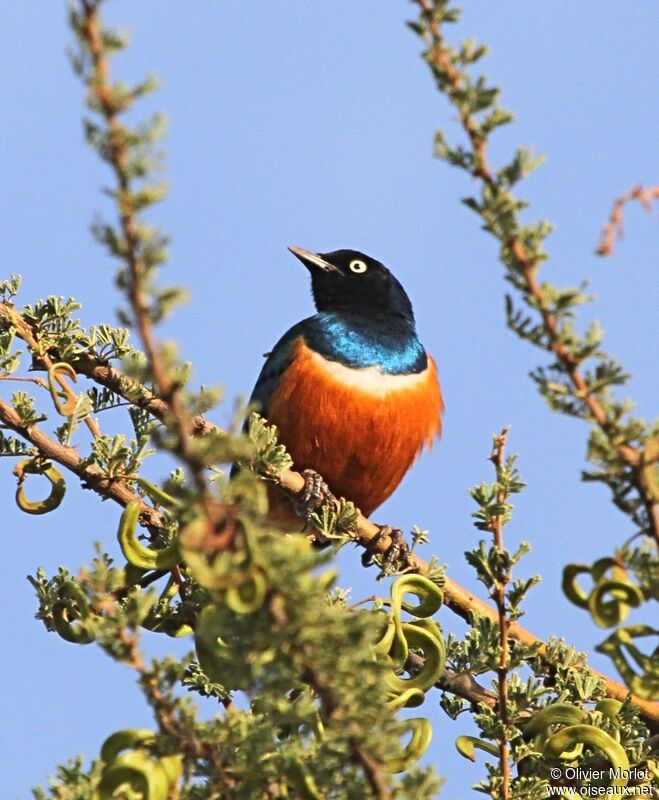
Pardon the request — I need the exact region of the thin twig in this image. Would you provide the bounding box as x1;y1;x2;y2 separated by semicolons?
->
0;395;164;534
596;184;659;257
413;0;659;546
301;664;391;800
1;304;101;439
79;0;207;495
489;425;512;800
119;629;235;788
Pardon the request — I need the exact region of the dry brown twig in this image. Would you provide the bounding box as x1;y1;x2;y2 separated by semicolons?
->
596;184;659;257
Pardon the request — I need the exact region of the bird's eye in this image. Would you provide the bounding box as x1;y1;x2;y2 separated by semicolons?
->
349;259;368;274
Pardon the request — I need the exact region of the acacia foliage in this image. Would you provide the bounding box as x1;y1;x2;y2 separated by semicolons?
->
1;2;656;798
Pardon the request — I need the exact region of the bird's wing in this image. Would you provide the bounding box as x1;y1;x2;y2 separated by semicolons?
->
248;320;308;415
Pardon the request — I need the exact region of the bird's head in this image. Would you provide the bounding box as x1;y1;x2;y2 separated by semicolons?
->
288;246;415;323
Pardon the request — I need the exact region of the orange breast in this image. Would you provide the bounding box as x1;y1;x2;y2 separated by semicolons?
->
265;338;443;524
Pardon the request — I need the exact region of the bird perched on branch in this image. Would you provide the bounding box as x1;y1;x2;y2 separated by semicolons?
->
247;246;443;572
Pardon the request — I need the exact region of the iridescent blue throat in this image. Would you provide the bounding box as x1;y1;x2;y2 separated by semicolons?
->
304;311;427;375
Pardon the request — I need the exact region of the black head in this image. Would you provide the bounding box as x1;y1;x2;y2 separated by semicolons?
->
288;246;415;323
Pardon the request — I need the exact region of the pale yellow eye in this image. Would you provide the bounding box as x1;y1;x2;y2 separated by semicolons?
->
349;259;368;274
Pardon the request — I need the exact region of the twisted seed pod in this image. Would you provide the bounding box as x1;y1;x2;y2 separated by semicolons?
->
180;514;270;614
386;687;426;712
594;699;623;721
455;735;499;762
372;575;445;723
94;752;170;800
390;574;444;619
596;625;659;700
562;558;643;629
179;515;250;590
561;564;592;609
384;622;446;699
117;501;180;570
523;703;585;739
383;718;432;773
47;362;78;416
14;459;66;515
100;730;158;763
543;725;630;787
53;580;95;644
588;578;644;628
225;565;268;614
95;729;182;800
523;703;586;760
136;477;182;509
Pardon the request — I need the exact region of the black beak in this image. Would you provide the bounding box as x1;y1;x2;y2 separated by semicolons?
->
288;246;340;274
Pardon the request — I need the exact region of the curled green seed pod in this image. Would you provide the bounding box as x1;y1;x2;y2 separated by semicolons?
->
383;718;432;773
156;754;183;789
590;557;623;584
455;735;499;762
14;459;66;515
94;751;170;800
561;563;592;608
96;730;182;800
385;623;446;698
100;729;158;763
523;703;585;739
179;514;253;591
225;566;268;614
141;576;193;638
390;574;444;619
117;501;180;570
47;361;78;416
543;725;630;787
136;477;182;509
596;625;659;700
373;614;397;657
53;580;95;644
588;578;644;628
387;687;426;711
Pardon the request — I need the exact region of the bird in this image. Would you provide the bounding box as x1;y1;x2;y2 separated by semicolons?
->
246;246;443;566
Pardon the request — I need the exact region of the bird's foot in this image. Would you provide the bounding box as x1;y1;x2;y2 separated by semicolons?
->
295;469;337;532
361;524;411;579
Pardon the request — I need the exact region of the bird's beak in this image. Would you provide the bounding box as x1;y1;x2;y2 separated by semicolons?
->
288;245;340;273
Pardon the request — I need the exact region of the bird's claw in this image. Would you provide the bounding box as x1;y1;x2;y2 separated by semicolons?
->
361;524;411;579
295;469;337;530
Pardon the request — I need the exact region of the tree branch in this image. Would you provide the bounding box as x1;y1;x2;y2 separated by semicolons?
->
0;395;164;534
79;0;208;495
0;306;655;720
413;0;659;546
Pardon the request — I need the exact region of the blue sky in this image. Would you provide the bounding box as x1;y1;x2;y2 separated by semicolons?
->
2;3;658;797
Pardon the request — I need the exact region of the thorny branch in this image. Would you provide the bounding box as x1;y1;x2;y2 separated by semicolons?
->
0;394;165;534
0;333;656;722
490;425;512;800
1;1;657;744
414;0;659;547
79;0;208;496
120;628;235;790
